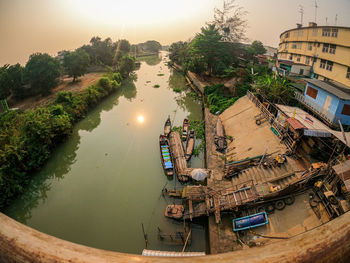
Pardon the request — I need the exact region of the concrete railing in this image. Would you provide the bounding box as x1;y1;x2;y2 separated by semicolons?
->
1;211;350;262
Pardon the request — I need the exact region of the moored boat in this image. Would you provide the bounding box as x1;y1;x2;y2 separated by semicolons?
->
164;116;171;137
185;130;195;161
182;118;190;140
159;135;174;176
164;204;184;219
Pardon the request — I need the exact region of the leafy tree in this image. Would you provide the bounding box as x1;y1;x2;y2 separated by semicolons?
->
188;24;231;75
24;53;61;96
246;41;266;57
118;55;136;78
144;40;162;53
8;64;25;98
113;39;131;64
169;41;189;66
63;49;90;82
212;0;247;42
0;65;11;99
79;36;115;66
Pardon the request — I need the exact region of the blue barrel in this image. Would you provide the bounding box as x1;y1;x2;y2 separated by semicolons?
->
234;213;266;230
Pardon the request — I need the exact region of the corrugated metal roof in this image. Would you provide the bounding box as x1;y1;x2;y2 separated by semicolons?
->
286;117;306;130
305;78;350;100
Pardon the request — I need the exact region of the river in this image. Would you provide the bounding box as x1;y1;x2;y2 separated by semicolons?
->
4;52;207;254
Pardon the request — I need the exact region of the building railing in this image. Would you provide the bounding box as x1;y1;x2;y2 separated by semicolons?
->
294;91;340;126
247;91;294;150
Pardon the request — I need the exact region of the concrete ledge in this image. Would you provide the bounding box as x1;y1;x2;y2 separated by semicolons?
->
1;209;350;262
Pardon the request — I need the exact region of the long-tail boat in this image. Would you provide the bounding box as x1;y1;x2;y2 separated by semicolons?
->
164;116;171;137
185;130;196;161
182;118;190;140
159;135;174;176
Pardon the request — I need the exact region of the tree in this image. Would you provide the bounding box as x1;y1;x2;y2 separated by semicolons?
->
7;64;25;98
24;53;61;96
246;41;266;57
118;55;136;78
212;0;247;42
144;40;162;53
188;24;231;75
0;65;11;99
169;41;189;66
63;50;90;82
113;39;131;64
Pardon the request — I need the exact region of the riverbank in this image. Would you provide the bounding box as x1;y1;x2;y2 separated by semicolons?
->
8;72;105;110
0;72;124;209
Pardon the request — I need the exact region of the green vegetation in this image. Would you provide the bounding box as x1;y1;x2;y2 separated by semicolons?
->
63;49;90;82
173;87;181;93
189;120;205;156
118;55;136;78
24;53;61;96
0;70;131;209
153;84;160;88
157;73;164;76
205;84;238;114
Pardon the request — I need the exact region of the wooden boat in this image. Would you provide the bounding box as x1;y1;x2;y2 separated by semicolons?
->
232;212;269;231
214;119;227;153
164;204;184;219
182;118;190;140
164;116;171;137
185;130;195;161
159;135;174;176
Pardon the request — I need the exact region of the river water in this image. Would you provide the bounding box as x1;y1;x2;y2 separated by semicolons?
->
4;52;207;254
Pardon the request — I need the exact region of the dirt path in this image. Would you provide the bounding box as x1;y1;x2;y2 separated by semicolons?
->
9;72;104;110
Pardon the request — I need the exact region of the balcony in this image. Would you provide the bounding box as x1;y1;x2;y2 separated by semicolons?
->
294;92;340;127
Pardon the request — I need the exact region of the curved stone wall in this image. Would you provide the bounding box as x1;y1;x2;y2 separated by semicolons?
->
1;211;350;263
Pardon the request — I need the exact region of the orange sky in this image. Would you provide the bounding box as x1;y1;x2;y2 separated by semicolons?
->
1;0;349;65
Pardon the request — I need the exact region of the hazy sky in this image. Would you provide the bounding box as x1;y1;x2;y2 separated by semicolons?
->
1;0;350;65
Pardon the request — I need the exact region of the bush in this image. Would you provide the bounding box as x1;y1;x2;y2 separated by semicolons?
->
205;84;238;114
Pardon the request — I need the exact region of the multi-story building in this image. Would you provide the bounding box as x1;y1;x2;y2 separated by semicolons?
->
277;22;350;88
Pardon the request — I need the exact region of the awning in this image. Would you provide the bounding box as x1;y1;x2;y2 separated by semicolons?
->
286;117;306;130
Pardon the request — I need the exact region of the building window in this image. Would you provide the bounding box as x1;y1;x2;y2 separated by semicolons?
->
324;77;330;82
313;28;318;36
285;32;290;38
306;86;318;99
289;54;293;60
308;43;313;51
329;44;336;54
313;57;317;62
346;67;350;79
320;59;326;69
322;44;329;53
322;28;331;37
326;61;333;71
314;74;319;79
285;43;288;49
297;55;301;62
341;104;350;116
292;43;297;49
332;28;338;38
306;56;310;65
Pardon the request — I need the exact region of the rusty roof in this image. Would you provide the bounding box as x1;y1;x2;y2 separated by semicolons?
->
286;117;306;130
333;160;350;191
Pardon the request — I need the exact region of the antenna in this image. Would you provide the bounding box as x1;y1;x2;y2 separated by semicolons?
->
298;5;304;25
314;0;318;23
335;14;338;26
326;17;328;25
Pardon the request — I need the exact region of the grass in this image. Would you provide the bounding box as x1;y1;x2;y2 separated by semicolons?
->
173;87;182;93
153;84;160;88
157;73;164;76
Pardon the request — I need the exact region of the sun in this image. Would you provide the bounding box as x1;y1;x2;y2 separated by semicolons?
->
137;115;145;124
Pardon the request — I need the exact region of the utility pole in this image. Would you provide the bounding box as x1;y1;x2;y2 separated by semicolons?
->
298;5;304;25
314;0;318;23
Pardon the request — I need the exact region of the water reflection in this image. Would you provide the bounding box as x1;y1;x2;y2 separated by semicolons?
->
137;55;162;66
4;79;137;224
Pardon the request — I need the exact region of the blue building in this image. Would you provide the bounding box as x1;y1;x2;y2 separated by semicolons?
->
294;78;350;126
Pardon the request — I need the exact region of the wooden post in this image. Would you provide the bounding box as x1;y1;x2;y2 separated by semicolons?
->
141;223;148;249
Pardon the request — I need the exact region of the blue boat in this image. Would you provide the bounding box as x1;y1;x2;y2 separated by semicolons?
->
159;135;174;176
232;212;269;232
